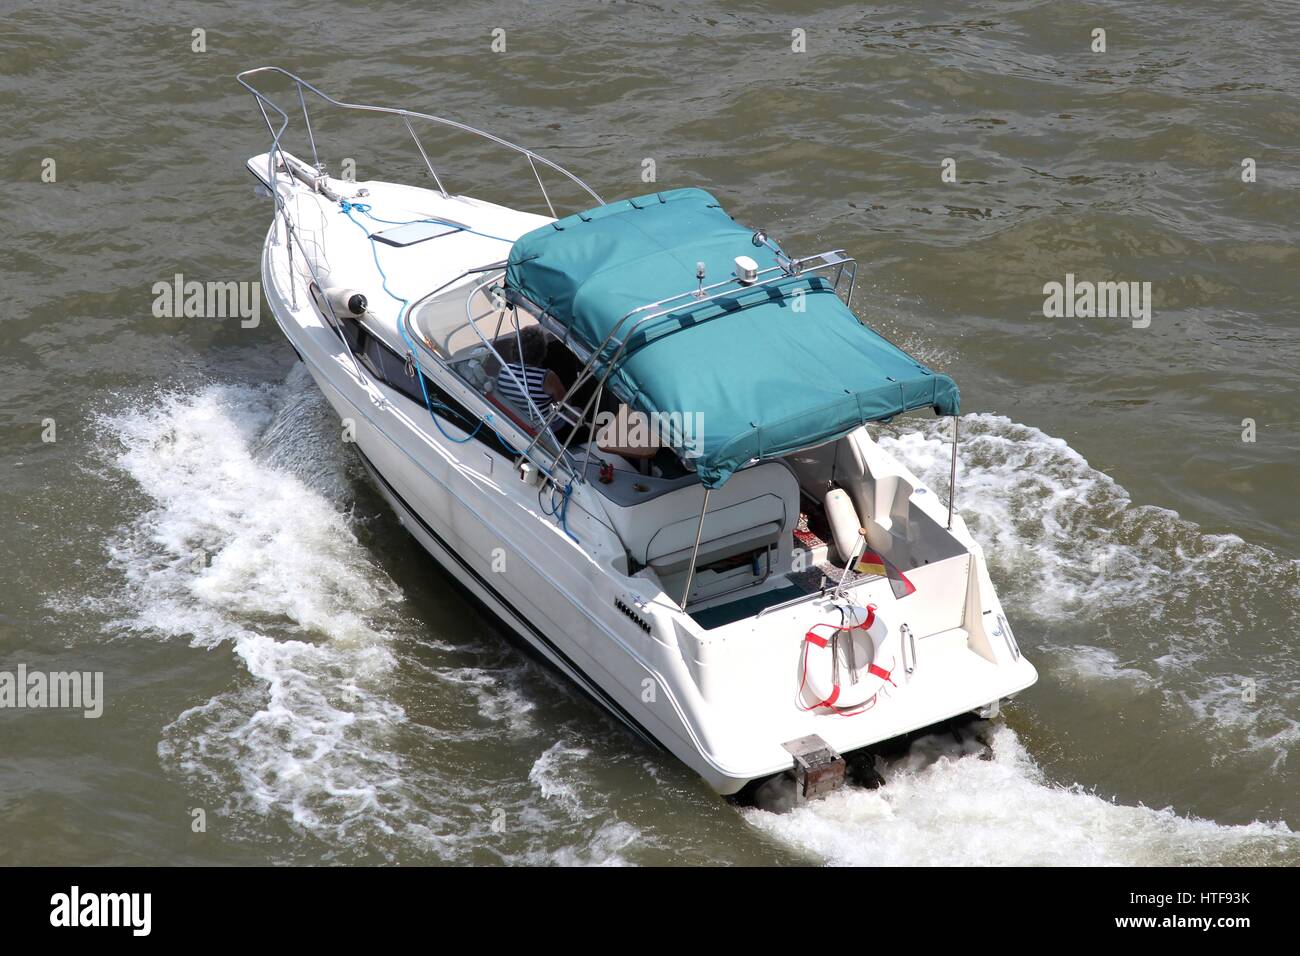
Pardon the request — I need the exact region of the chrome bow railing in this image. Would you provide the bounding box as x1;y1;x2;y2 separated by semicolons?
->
235;66;605;216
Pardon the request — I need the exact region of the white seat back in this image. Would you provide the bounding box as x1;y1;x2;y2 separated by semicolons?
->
602;460;799;585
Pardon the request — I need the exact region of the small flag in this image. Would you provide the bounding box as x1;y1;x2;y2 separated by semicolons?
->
855;548;916;598
854;551;886;577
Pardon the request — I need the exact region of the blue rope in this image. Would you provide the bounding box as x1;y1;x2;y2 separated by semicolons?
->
481;411;518;457
558;482;578;544
540;476;580;544
337;200;482;445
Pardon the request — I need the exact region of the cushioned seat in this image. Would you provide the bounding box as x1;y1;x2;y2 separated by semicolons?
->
600;460;799;593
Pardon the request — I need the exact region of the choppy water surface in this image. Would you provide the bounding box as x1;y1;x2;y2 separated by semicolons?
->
1;1;1297;865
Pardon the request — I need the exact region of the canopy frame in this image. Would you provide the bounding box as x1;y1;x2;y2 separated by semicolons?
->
510;247;859;476
679;488;712;608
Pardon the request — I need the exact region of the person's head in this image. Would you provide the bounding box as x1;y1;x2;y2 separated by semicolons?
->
499;325;547;366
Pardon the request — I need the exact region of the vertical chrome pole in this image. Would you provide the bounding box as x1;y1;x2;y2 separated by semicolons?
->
297;82;320;171
403;115;449;198
284;214;297;310
679;488;712;609
529;155;557;219
578;383;604;481
834;527;868;596
947;415;959;530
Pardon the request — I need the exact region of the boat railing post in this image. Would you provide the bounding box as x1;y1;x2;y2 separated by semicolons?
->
528;154;557;219
283;213;297;309
679;488;712;609
297;81;321;172
947;414;959;530
577;383;604;480
402;114;449;199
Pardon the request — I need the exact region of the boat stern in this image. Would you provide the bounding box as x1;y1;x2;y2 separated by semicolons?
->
642;536;1036;799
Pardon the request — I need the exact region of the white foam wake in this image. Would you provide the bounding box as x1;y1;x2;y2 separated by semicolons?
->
98;371;650;863
105;374;400;651
745;725;1297;866
876;414;1300;624
101;372;430;849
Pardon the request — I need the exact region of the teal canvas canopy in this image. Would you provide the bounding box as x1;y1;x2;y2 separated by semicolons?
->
505;188;959;487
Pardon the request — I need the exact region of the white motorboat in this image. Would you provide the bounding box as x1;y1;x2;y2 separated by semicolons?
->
239;68;1037;805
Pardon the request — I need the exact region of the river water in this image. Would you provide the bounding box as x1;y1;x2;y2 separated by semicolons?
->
1;0;1297;865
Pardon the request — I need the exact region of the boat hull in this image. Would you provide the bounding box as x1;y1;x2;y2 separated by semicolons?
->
256;176;1038;796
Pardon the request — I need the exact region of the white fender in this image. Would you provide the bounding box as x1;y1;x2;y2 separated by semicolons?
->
823;488;863;565
322;284;369;317
801;604;899;710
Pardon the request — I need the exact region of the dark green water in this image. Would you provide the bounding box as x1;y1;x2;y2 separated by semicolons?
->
1;0;1297;864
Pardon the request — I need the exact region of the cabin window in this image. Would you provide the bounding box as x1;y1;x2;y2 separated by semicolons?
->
332;312;515;458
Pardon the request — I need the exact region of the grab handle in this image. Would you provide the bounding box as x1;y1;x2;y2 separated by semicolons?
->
995;613;1020;661
901;623;916;675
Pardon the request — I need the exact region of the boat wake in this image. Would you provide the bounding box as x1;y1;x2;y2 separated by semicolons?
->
744;724;1295;866
98;381;1297;864
102;370;428;854
100;369;651;863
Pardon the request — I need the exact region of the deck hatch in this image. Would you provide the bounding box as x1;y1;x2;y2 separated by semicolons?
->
370;220;462;247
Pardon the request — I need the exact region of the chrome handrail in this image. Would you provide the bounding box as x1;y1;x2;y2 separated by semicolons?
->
994;612;1020;661
236;66;605;212
241;83;369;388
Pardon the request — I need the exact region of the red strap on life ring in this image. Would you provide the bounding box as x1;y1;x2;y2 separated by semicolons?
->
797;605;889;713
803;603;875;648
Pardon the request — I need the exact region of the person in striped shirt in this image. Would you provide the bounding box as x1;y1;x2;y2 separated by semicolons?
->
495;325;567;425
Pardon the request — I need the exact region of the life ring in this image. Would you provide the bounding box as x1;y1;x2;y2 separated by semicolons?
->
799;603;898;712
